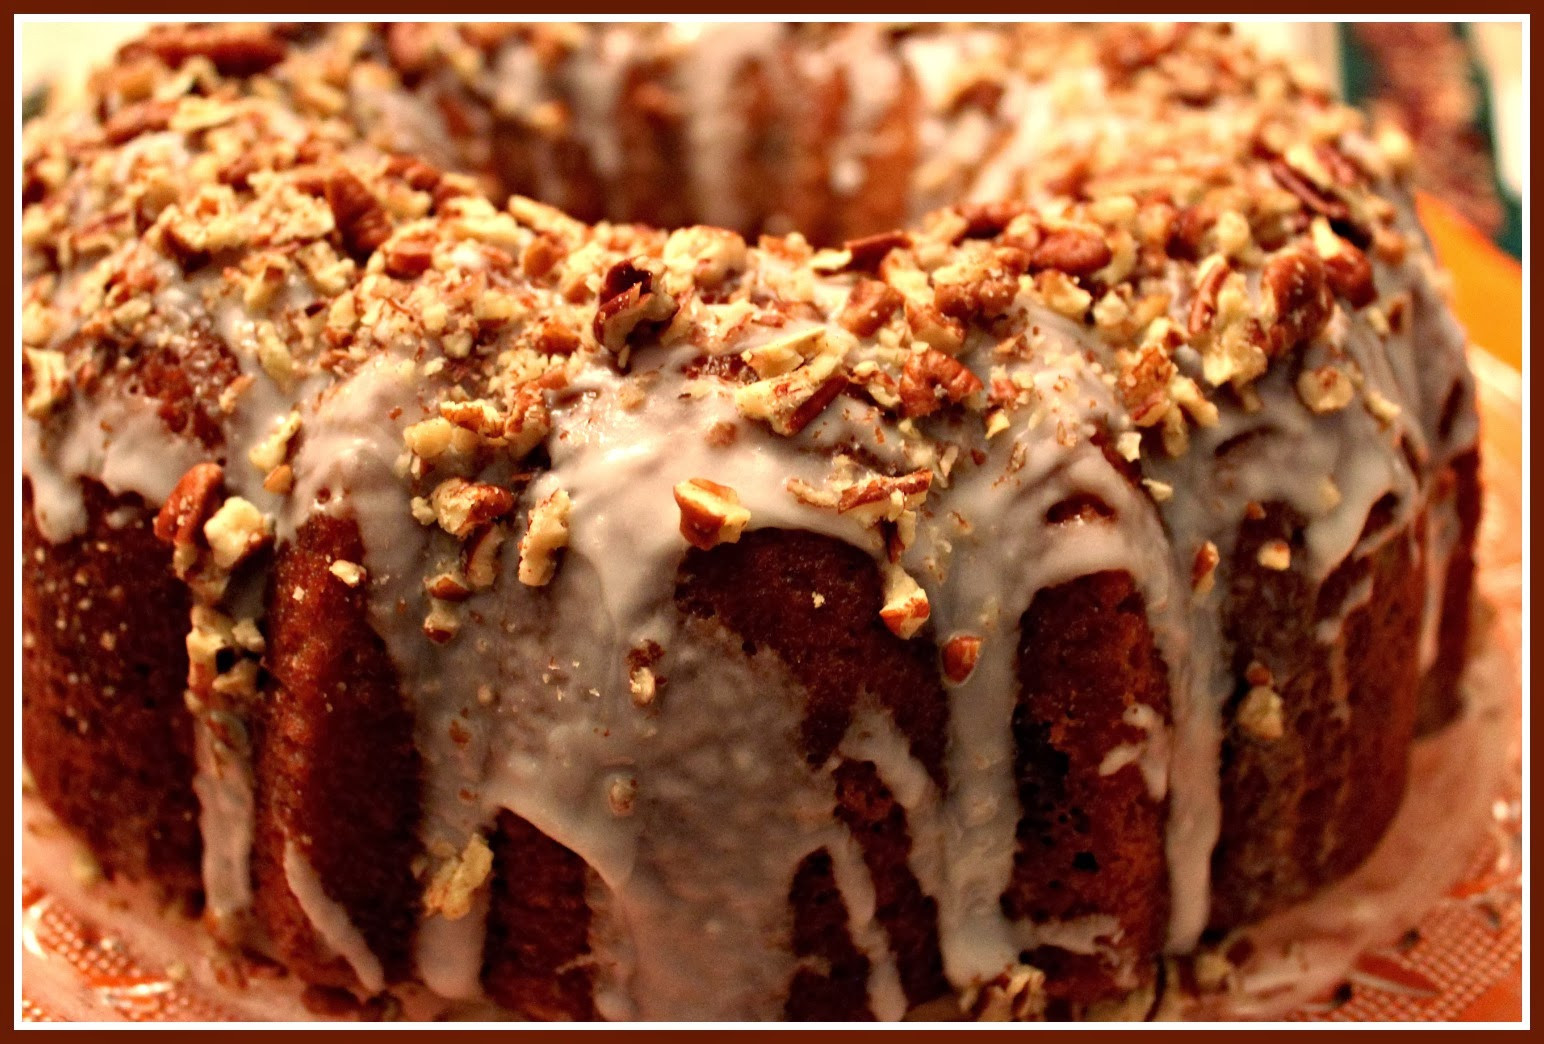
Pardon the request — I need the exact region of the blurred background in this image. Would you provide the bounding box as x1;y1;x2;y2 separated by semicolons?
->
19;19;1524;363
21;19;1522;260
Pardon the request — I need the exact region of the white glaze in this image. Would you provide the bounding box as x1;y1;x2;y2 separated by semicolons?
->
283;842;387;994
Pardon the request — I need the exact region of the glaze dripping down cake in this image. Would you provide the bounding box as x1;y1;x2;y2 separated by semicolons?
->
20;22;1482;1021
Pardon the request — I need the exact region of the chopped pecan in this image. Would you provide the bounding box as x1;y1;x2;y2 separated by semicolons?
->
1166;204;1214;261
1236;685;1285;741
593;258;678;357
898;350;984;418
465;524;508;589
426;571;473;602
102;99;177;146
1187;257;1233;337
328;560;367;587
947;75;1005;116
1192;540;1220;595
383;234;435;279
520;232;567;281
824;230;912;274
203;497;273;571
531;315;581;356
124;24;287;78
904;301;965;354
941;634;983;684
1260;248;1333;356
430;478;516;540
1269;157;1350;224
835;469;932;517
1119;343;1177;426
1296;365;1355;414
879;566;930;640
326;169;391;261
663;225;747;289
517;490;570;586
154;463;225;547
21;348;70;418
673;478;750;550
935;269;1018;322
954;201;1021;241
1310;220;1376;309
1256;539;1291;571
386;154;445;194
1028;228;1113;277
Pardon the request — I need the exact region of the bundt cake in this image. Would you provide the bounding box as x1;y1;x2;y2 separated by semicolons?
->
20;21;1482;1021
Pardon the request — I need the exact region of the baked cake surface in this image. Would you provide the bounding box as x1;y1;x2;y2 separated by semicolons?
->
20;21;1480;1020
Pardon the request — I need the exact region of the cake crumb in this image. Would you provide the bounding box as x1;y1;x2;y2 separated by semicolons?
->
328;560;366;586
1256;539;1291;571
1237;685;1286;741
422;833;493;920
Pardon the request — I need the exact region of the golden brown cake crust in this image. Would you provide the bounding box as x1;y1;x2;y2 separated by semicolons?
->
22;478;203;902
1009;570;1172;1016
252;513;424;989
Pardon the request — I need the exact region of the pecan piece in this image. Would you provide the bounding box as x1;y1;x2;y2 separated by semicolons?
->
1166;204;1215;261
383;234;435;279
954;202;1021;241
1310;220;1377;309
879;566;930;640
935;270;1018;322
126;24;287;77
833;230;912;274
430;478;516;540
673;479;750;550
898;350;984;418
593;258;678;357
1028;228;1113;277
1187;257;1233;337
326;169;391;262
941;634;983;684
782;376;848;436
1119;344;1177;427
203;497;273;571
102;99;177;146
837;279;903;338
517;490;570;587
1269;158;1351;224
154;462;226;547
386;154;445;193
1260;248;1334;357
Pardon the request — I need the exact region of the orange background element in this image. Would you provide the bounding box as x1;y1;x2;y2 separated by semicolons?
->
1418;192;1524;372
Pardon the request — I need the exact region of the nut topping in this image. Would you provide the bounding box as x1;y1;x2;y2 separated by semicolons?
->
879;565;930;640
430;478;516;540
1260;248;1333;357
942;634;983;684
203;497;273;571
22;348;71;418
154;463;226;549
673;478;751;550
326;168;392;261
518;489;571;586
1296;364;1355;414
839;279;904;337
1028;228;1113;277
899;349;984;418
593;258;678;359
1237;684;1285;741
